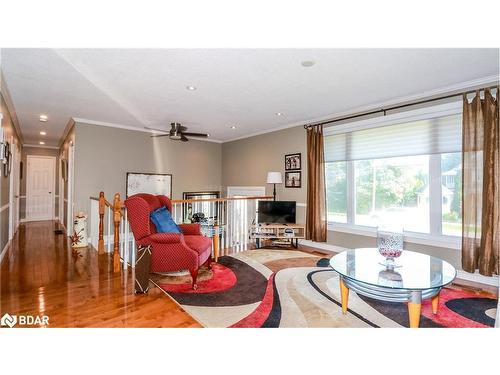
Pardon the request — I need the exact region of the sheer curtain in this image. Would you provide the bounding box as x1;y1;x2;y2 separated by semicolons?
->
461;88;499;277
306;125;327;242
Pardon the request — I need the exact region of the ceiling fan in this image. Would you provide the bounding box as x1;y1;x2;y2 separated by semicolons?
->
146;123;208;142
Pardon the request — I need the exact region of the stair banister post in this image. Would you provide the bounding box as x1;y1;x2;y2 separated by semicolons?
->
113;193;122;273
98;191;105;255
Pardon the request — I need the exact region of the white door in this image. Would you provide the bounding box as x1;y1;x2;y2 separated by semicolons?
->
27;155;56;221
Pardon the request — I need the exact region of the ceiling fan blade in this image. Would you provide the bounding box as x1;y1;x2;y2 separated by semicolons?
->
182;132;208;137
150;134;171;138
180;134;189;142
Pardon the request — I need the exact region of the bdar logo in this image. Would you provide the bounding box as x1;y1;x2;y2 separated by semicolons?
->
1;313;17;328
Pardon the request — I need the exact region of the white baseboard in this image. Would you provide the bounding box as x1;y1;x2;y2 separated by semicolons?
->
300;239;348;254
456;270;499;287
300;239;499;288
0;240;10;264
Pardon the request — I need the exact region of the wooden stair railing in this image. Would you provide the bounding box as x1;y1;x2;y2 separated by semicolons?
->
97;191;123;273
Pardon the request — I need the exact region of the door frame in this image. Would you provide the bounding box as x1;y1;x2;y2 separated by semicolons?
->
66;143;75;234
26;155;56;222
8;139;20;239
58;151;64;226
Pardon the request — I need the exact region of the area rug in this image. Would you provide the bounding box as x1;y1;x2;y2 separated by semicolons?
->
151;249;498;328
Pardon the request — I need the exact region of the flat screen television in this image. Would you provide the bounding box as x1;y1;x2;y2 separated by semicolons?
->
258;201;296;224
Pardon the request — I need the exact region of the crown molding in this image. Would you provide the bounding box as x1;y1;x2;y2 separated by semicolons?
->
223;74;500;143
23;143;60;150
73;117;223;143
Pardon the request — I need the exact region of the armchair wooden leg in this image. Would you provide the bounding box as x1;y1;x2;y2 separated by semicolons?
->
189;268;199;290
205;257;212;270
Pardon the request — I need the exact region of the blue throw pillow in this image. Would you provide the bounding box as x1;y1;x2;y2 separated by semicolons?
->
150;206;181;234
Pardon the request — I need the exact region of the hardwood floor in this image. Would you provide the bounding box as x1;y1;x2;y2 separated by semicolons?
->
0;221;200;328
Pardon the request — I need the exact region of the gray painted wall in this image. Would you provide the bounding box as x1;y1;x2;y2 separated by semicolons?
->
73;123;222;234
222;125;307;222
221;124;463;269
1;93;22;254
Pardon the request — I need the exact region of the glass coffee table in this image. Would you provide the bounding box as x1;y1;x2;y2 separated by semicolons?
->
329;248;457;328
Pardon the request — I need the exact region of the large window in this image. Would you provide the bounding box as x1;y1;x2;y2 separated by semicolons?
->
326;161;347;223
354;155;429;233
441;153;462;236
324;103;462;239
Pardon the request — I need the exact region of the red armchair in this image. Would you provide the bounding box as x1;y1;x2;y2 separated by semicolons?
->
124;193;212;289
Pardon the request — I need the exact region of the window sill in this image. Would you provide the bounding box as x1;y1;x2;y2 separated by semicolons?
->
327;222;461;250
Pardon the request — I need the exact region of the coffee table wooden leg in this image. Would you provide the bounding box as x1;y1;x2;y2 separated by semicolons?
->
430;293;439;314
340;277;349;314
408;291;422;328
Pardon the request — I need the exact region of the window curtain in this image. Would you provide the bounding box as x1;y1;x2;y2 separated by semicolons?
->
306;125;327;242
461;88;499;276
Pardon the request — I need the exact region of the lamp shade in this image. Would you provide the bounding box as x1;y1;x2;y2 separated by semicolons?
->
266;171;282;184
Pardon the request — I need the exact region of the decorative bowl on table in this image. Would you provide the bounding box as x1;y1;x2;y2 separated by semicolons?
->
377;227;404;267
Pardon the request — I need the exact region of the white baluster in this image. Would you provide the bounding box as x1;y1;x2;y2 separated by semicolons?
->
244;200;248;250
123;210;128;269
240;200;244;251
131;234;136;268
221;200;225;251
106;207;111;253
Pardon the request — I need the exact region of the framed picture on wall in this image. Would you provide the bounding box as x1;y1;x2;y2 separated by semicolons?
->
2;142;11;177
126;172;172;198
285;171;301;188
285;153;301;170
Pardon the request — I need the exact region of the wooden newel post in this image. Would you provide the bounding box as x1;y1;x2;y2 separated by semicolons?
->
213;225;219;262
113;193;122;273
98;191;105;255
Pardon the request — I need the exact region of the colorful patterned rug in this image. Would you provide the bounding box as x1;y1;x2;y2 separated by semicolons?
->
151;249;498;328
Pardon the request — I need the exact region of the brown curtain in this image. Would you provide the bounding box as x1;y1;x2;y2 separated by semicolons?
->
306;125;327;242
462;88;499;276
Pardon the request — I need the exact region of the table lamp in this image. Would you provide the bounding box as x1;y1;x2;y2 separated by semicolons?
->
266;172;282;201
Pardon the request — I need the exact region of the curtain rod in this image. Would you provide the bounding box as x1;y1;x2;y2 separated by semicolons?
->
303;84;498;129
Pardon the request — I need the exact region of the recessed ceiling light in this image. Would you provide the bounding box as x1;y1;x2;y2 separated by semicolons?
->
186;85;197;91
39;141;45;145
230;126;236;129
40;131;46;135
39;114;48;122
276;112;283;116
301;60;315;67
207;134;210;137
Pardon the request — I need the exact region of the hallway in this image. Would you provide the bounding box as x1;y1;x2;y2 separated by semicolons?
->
0;221;200;327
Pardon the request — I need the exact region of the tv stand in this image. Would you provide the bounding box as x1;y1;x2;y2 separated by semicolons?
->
250;223;305;249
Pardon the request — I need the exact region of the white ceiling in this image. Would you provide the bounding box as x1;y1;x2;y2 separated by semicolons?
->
1;48;498;146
